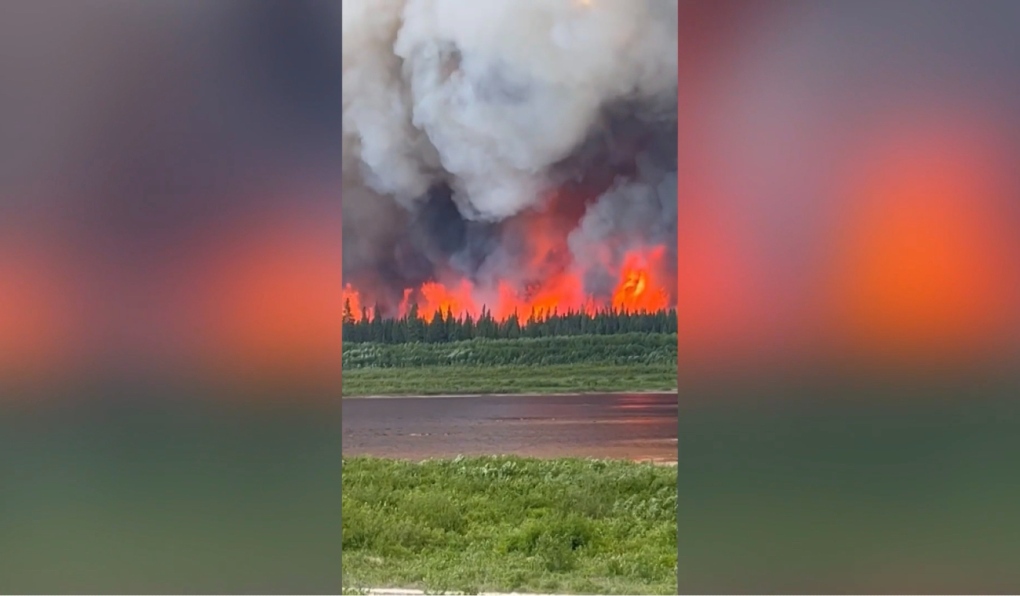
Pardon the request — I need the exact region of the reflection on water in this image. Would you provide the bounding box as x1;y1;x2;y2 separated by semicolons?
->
341;392;678;462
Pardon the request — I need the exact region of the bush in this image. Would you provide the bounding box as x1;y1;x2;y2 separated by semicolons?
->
342;333;677;369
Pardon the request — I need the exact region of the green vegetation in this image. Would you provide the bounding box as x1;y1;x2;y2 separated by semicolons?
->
341;456;677;595
342;333;677;396
341;301;678;395
342;363;676;396
343;332;676;369
342;303;677;344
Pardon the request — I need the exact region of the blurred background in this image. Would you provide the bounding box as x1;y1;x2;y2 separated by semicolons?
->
0;0;341;592
679;0;1020;592
6;0;1020;592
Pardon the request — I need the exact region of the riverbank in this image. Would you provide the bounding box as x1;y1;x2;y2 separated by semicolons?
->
341;456;677;595
341;363;676;397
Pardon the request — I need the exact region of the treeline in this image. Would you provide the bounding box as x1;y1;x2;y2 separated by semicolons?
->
342;332;678;369
342;301;677;344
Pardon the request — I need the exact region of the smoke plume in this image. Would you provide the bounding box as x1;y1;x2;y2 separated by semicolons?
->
342;0;678;315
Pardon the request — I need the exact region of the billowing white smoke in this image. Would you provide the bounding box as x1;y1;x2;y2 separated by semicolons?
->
342;0;678;221
569;154;677;273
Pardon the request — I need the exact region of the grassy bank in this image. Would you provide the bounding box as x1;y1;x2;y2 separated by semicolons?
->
341;333;677;396
342;362;676;396
342;333;677;369
341;456;677;595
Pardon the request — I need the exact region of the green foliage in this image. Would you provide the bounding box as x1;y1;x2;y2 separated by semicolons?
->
341;456;677;595
342;302;677;344
342;333;678;396
342;332;677;370
341;363;677;396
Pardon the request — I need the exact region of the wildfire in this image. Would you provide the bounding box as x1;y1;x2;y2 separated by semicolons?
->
342;283;370;319
404;279;477;320
612;247;670;312
343;244;673;322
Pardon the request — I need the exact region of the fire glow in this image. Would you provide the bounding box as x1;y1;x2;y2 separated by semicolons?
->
343;244;672;322
342;0;678;328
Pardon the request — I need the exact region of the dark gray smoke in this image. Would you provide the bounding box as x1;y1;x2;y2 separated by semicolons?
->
342;0;679;310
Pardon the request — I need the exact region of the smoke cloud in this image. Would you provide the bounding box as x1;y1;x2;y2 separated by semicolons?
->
342;0;678;311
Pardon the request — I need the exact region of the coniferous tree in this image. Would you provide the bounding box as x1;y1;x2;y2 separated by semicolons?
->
426;310;447;343
342;301;677;345
342;298;356;341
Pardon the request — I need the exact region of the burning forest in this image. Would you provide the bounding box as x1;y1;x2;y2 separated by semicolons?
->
341;0;678;322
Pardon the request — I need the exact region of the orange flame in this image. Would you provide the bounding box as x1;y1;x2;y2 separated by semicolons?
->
414;279;477;319
344;191;675;321
344;244;674;322
342;283;370;320
612;247;670;313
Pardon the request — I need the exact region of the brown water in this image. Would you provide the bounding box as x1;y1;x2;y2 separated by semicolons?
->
341;392;678;462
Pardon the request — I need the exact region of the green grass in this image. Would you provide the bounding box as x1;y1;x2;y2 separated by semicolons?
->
341;363;676;396
341;333;677;396
342;333;677;369
341;456;677;595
